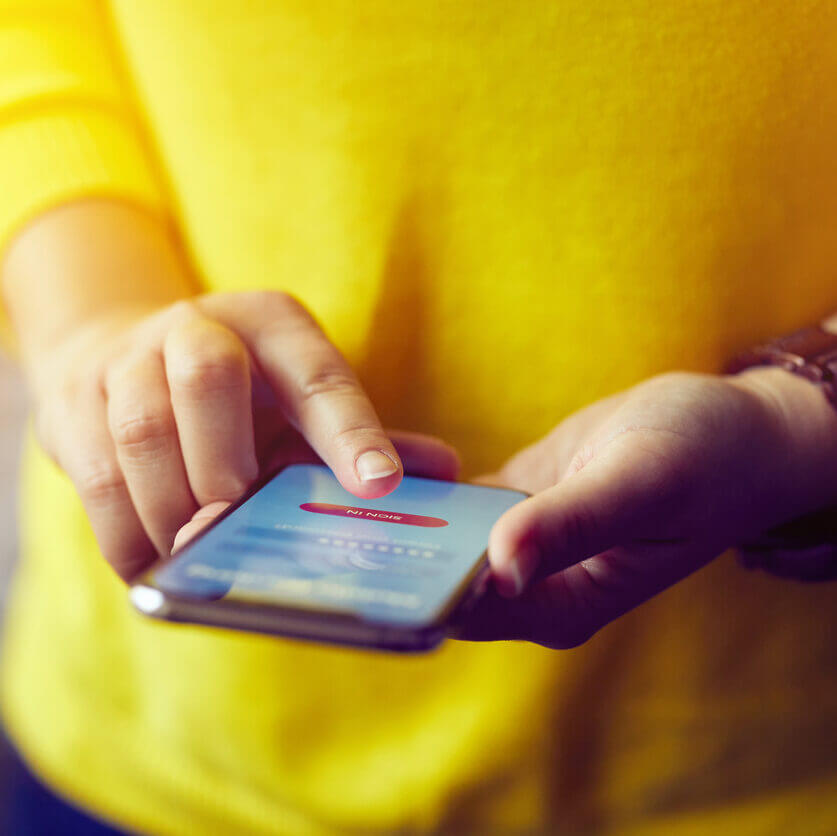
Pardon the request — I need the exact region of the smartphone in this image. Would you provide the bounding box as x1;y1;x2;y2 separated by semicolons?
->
130;463;526;652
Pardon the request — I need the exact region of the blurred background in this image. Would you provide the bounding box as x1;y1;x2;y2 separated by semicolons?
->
0;351;24;609
0;351;26;788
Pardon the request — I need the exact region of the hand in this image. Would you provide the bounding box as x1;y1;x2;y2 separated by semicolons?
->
29;292;458;579
461;369;837;649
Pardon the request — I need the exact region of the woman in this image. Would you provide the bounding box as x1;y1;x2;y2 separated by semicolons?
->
1;2;836;833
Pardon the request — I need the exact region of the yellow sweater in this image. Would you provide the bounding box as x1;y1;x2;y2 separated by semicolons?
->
2;2;837;833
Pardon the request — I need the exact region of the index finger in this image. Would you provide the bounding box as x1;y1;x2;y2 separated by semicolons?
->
198;293;402;498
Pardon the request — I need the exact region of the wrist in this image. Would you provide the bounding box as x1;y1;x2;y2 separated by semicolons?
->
728;365;837;512
2;199;197;370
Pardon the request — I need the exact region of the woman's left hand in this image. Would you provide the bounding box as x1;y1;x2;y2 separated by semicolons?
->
461;368;837;649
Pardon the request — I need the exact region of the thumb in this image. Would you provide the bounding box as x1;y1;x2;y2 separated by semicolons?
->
460;540;711;649
487;432;689;597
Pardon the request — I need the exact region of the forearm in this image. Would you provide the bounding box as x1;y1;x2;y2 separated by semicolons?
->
1;199;199;372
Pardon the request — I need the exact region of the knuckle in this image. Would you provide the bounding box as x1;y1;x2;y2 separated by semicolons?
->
259;290;304;318
253;296;315;345
111;410;175;453
255;296;319;348
104;354;143;393
566;444;596;476
166;298;200;325
643;370;694;391
297;366;359;402
169;350;248;394
331;422;383;447
76;461;127;505
196;474;252;505
247;290;307;331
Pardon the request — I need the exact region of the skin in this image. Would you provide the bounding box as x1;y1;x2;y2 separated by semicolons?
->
4;199;836;647
144;322;837;654
1;200;458;579
460;366;837;648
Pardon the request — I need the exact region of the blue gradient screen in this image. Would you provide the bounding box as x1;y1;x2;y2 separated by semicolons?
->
152;464;526;626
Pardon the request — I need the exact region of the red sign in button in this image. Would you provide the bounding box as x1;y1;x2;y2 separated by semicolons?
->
300;502;448;528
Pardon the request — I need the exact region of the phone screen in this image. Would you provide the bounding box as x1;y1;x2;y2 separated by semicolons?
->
150;464;525;627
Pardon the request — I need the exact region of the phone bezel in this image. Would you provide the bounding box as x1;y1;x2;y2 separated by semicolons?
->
129;464;525;653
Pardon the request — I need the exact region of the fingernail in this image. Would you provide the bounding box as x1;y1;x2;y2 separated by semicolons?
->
494;561;523;598
495;543;540;598
356;450;399;482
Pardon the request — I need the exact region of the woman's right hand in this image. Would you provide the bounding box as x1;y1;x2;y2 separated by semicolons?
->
27;292;459;579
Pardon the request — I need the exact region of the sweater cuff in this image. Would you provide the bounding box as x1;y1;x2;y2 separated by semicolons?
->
0;107;168;257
